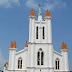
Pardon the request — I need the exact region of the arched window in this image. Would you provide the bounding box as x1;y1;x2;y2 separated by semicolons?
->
18;57;22;69
37;48;44;65
58;61;59;69
56;61;57;69
41;52;44;65
37;52;40;65
36;26;38;39
55;58;60;70
43;27;45;39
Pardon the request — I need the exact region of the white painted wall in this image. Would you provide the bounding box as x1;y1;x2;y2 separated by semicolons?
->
53;51;63;71
15;48;28;70
38;15;42;21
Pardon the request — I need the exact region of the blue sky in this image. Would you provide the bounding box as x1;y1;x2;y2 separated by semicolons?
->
0;0;72;71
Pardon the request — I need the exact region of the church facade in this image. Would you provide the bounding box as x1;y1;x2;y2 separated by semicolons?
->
4;5;69;72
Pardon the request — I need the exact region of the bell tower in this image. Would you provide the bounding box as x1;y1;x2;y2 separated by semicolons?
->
29;4;52;44
28;4;54;72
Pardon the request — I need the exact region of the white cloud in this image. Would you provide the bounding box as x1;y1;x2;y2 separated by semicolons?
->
25;0;38;9
43;0;67;10
25;0;66;11
0;0;66;9
0;0;20;8
0;50;7;70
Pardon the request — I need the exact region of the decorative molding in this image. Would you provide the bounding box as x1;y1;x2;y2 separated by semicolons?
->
61;49;68;52
44;16;52;20
53;50;62;56
9;48;17;50
28;42;53;45
8;69;27;71
29;16;36;19
27;66;54;69
15;48;28;55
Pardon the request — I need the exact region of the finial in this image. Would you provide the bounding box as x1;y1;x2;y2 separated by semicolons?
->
45;10;49;17
49;11;51;16
38;3;41;15
10;41;17;48
39;3;40;8
14;41;17;48
65;43;68;50
25;41;28;47
61;42;65;50
10;41;13;48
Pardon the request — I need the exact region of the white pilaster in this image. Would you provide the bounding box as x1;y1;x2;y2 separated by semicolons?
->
61;50;69;71
31;17;36;43
48;44;53;67
44;16;52;43
29;17;32;42
8;48;16;70
47;17;52;43
29;16;36;43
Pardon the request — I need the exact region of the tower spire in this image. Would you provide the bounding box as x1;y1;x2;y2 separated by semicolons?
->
38;3;41;15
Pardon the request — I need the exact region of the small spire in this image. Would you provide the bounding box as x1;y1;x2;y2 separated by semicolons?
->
45;10;49;17
25;41;28;47
29;10;32;16
65;43;68;50
14;41;17;48
49;11;51;16
61;42;65;50
4;62;8;67
10;41;13;48
13;41;15;48
4;64;6;67
34;10;36;16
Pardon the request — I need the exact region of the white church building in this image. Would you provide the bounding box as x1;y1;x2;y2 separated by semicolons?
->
4;4;69;72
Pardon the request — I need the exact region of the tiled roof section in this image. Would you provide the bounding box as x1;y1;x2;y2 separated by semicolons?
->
29;10;36;16
25;41;28;47
65;43;68;50
61;42;65;50
4;62;8;67
10;41;17;48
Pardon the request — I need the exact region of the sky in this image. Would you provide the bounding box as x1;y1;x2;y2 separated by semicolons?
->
0;0;72;71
